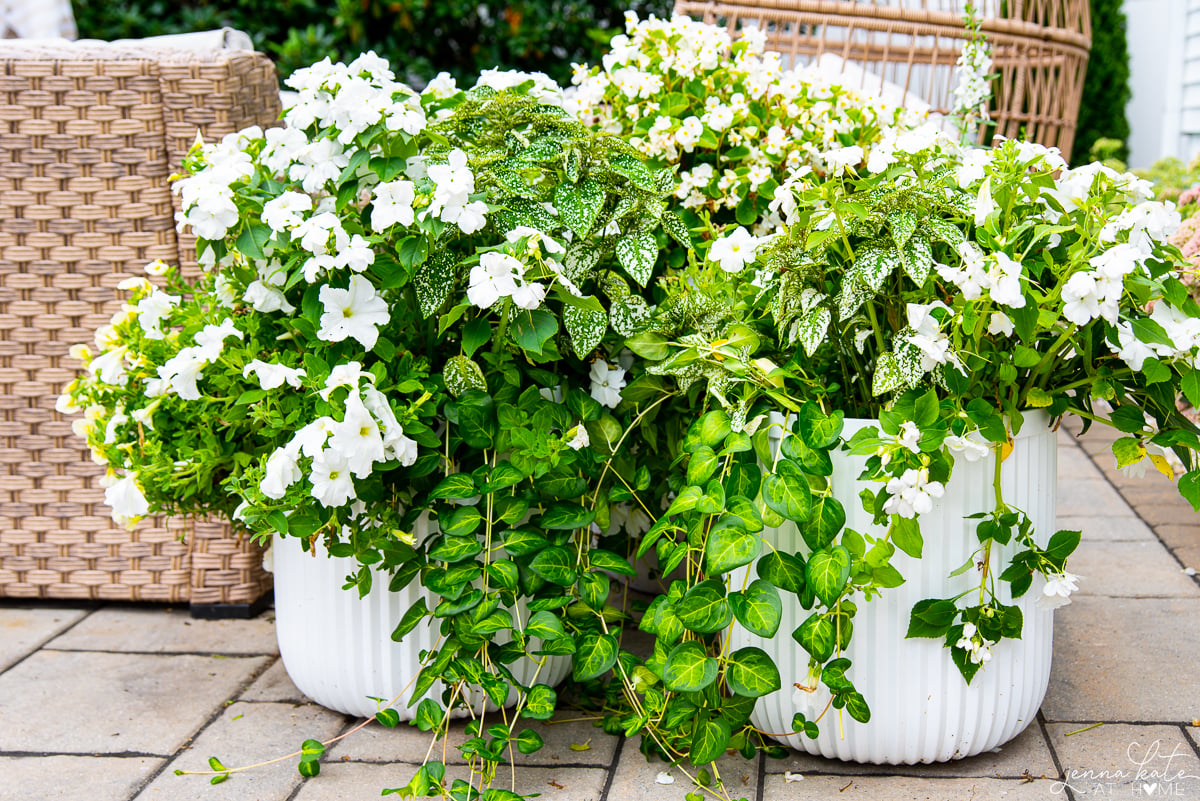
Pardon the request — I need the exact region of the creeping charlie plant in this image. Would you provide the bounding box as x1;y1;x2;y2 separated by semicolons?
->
61;13;1200;801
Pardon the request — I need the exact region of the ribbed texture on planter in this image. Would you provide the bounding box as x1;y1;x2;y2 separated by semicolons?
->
273;525;570;720
728;411;1057;764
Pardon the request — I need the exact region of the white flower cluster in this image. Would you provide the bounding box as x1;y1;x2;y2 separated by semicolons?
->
1036;571;1081;610
955;621;994;665
951;36;993;140
882;467;945;518
899;302;964;376
935;243;1025;309
260;365;417;508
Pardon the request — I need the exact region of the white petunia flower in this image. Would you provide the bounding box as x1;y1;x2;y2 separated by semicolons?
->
320;361;375;400
156;347;209;400
708;226;761;273
194;318;243;361
290;417;336;458
136;290;180;339
589;361;626;408
104;473;150;525
823;145;863;175
317;275;390;349
565;423;590;451
327;390;386;478
88;346;129;385
310;449;357;507
260;446;302;499
243;360;306;390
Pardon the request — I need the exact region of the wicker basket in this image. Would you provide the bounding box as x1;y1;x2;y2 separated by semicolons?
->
0;43;280;613
674;0;1092;161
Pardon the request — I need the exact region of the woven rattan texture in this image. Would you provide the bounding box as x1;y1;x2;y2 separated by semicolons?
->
674;0;1091;160
0;45;279;605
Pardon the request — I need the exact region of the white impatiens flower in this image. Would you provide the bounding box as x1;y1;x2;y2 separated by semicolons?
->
243;360;306;390
974;177;996;227
988;312;1014;337
986;253;1026;309
467;252;521;309
103;473;150;525
896;421;921;454
1061;272;1102;326
589;360;626;408
261;191;313;233
823;145;863;175
903;302;960;373
708;226;761;273
955;621;994;665
1037;570;1082;609
317;275;390;349
260;446;302;499
310;449;357;507
370;179;416;231
883;467;946;518
945;431;991;462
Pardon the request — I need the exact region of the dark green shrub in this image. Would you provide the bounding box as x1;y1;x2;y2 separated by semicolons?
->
1072;0;1131;166
75;0;674;85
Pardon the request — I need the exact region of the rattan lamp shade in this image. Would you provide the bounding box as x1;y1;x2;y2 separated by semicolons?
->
0;43;280;612
674;0;1092;160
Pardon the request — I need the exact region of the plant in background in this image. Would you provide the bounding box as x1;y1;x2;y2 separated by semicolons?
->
1073;0;1132;167
950;3;993;145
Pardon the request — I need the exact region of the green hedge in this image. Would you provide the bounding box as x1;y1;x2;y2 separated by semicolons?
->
75;0;674;85
1073;0;1131;166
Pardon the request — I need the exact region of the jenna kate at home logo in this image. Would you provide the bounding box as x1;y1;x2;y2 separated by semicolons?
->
1052;739;1200;796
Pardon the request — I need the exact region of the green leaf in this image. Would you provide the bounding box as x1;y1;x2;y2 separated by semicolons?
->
725;646;782;698
1183;370;1200;408
502;528;547;557
1180;469;1200;511
529;546;576;586
375;708;400;728
690;410;732;450
526;610;566;640
676;580;732;634
573;633;618;680
1045;529;1081;562
724;495;764;533
616;231;658;286
761;465;811;522
539;503;596;530
757;551;806;595
663;640;719;692
730;580;782;637
690;717;731;767
523;684;556;720
806;546;851;607
297;760;320;778
845;691;871;723
805;496;846;551
793;612;835;661
429;473;478;500
441;506;483;538
890;516;924;559
210;774;230;785
661;210;691;247
705;523;761;575
906;598;958;638
687;446;720;486
235;223;271;260
798;404;845;449
414;252;457;318
208;757;227;772
391;598;429;642
510;309;558;355
514;728;545;755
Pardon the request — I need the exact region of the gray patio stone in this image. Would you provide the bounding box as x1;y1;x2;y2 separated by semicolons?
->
760;774;1062;800
328;710;616;767
1057;439;1105;479
1068;539;1200;597
1056;478;1136;518
763;722;1056;779
1046;723;1200;798
1151;524;1200;554
0;650;270;754
239;658;313;704
1057;515;1155;542
1043;596;1200;722
134;701;346;801
47;607;278;656
0;605;87;672
290;761;610;801
0;755;163;801
605;747;760;801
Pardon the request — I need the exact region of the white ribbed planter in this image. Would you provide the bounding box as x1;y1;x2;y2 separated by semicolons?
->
272;528;571;720
728;411;1057;764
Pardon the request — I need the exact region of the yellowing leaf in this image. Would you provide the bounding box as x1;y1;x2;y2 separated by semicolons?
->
568;739;591;752
1149;453;1176;480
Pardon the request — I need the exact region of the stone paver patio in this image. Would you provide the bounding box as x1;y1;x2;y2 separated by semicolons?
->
3;424;1199;801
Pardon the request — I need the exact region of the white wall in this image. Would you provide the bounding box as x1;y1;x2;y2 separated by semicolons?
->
1122;0;1189;167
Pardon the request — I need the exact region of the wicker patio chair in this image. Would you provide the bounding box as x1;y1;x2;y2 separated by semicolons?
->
0;41;280;615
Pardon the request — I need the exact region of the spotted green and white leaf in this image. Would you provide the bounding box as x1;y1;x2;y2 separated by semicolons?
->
609;295;651;336
837;280;873;320
554;178;605;237
850;243;902;292
725;646;782;698
925;215;965;248
610;152;665;192
563;304;606;358
616;231;658;287
563;242;601;281
901;234;933;284
413;253;457;318
661;210;691;247
444;355;487;397
794;305;831;356
888;210;919;249
872;351;904;395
